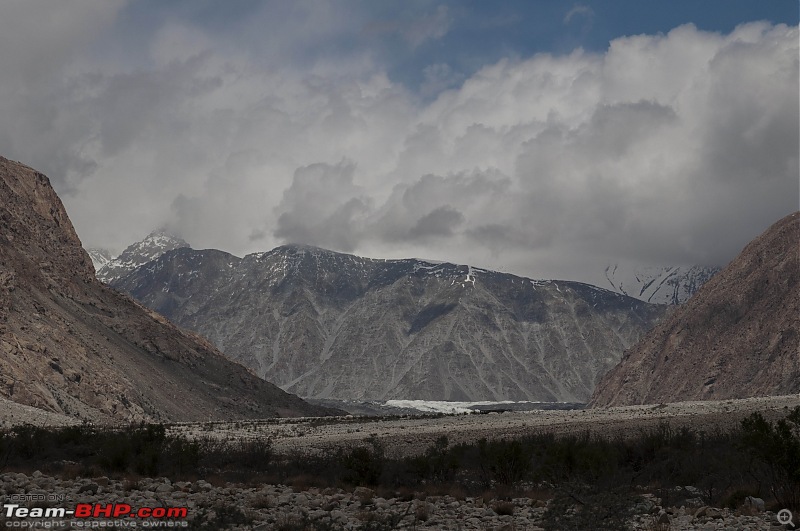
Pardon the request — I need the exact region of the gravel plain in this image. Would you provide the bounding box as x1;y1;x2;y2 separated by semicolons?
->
168;394;800;458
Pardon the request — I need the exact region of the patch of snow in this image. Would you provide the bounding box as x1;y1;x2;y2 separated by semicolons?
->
384;400;516;414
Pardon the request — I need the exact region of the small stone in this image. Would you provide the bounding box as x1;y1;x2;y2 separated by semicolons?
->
353;486;375;499
77;483;99;495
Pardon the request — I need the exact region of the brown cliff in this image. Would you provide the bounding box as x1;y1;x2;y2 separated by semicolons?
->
0;157;334;422
590;212;800;407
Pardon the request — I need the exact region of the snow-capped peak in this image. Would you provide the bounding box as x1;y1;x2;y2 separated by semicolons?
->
86;248;113;272
95;230;190;284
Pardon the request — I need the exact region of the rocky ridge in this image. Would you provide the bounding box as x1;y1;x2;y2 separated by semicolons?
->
591;211;800;407
112;244;666;402
0;156;333;422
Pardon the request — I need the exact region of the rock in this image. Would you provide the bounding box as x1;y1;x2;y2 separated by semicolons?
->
277;494;293;506
77;483;99;495
744;496;765;512
353;486;375;500
635;499;656;514
685;497;705;508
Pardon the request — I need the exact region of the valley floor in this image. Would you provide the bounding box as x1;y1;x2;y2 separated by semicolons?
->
1;395;798;529
170;394;800;458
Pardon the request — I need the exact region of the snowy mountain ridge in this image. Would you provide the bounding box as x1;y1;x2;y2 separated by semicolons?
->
604;263;721;304
94;230;189;284
87;248;112;272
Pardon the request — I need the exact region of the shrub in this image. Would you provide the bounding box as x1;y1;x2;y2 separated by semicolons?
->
342;443;383;486
478;438;531;485
740;407;800;511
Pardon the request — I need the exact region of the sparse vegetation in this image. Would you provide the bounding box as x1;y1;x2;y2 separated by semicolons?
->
1;407;798;519
740;407;800;510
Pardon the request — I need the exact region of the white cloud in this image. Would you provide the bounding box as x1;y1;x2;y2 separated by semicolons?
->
0;11;795;284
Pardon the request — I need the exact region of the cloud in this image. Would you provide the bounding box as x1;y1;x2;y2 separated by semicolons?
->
419;63;465;99
364;4;453;50
404;5;453;48
274;161;370;252
408;206;465;239
564;4;594;25
0;0;127;190
0;6;795;286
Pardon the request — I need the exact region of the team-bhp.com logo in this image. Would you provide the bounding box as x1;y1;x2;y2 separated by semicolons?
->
3;503;188;528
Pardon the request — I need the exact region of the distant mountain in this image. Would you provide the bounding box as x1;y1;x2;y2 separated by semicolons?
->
111;243;666;403
96;231;189;284
87;248;113;272
591;212;800;407
604;263;720;304
0;156;334;423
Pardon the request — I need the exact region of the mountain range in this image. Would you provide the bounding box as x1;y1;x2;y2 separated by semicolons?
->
106;241;666;402
591;211;800;406
0;156;333;423
95;234;717;306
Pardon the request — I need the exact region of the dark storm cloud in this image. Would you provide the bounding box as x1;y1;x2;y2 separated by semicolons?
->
408;206;465;239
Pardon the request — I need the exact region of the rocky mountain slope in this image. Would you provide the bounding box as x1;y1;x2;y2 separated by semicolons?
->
112;243;666;402
590;212;800;407
0;156;333;422
604;263;720;304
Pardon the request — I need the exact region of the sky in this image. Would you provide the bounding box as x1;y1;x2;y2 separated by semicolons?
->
1;0;798;285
